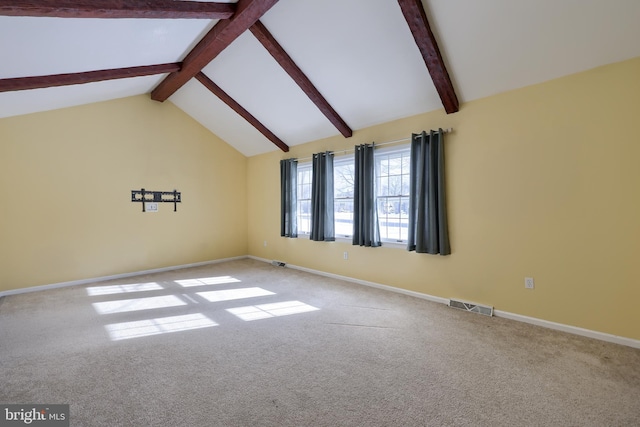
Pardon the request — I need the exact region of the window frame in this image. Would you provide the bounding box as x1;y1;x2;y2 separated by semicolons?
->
374;144;411;244
296;162;312;236
333;155;355;239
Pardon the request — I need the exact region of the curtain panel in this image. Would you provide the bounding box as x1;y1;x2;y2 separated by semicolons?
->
280;158;298;238
407;130;451;255
353;143;381;247
310;151;335;241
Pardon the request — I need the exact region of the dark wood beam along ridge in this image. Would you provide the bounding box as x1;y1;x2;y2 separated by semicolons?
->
195;72;290;153
152;0;281;102
397;0;459;114
0;63;181;92
0;0;236;19
249;20;352;138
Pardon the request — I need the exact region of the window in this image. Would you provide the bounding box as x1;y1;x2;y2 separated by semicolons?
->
375;146;411;243
296;163;312;235
333;156;355;238
294;147;410;243
288;140;436;247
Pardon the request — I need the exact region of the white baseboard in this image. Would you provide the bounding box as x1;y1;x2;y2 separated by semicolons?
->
0;256;247;297
247;255;447;306
291;264;448;305
247;256;640;349
492;310;640;349
248;255;272;264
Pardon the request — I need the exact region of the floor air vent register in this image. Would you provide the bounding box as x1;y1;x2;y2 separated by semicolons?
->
448;299;493;316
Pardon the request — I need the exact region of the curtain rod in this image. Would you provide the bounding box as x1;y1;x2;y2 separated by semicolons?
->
372;127;453;148
295;127;453;162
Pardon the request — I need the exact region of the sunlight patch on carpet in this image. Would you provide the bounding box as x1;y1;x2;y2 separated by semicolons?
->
196;287;275;303
105;313;217;341
92;295;187;314
176;276;241;287
227;301;319;321
86;282;163;296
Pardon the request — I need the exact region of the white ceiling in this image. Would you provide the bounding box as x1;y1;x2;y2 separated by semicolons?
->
2;0;640;156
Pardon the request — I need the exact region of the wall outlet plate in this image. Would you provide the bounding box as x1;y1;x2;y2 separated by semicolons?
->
525;277;535;289
145;202;158;212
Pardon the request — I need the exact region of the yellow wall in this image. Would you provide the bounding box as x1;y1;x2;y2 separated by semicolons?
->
247;57;640;340
1;58;638;341
0;95;247;291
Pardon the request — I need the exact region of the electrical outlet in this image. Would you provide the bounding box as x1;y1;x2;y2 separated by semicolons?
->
263;241;267;247
343;251;348;260
525;277;535;289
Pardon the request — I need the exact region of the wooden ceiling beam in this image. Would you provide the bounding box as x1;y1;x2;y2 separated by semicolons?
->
0;1;235;19
195;72;289;153
0;63;180;92
151;0;280;102
397;0;459;114
250;20;352;138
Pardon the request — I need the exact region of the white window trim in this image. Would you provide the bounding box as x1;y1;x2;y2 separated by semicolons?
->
374;144;411;244
296;162;312;236
333;155;355;239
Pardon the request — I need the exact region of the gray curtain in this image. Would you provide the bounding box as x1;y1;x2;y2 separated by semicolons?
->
280;158;298;238
310;151;335;241
353;144;381;247
407;130;450;255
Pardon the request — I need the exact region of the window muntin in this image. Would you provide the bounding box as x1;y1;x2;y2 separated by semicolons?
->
333;156;354;238
375;146;411;243
297;163;312;235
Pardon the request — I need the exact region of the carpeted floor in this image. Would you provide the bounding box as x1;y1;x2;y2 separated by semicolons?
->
1;258;639;426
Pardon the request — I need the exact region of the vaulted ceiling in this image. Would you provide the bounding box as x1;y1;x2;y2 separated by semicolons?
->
2;0;640;156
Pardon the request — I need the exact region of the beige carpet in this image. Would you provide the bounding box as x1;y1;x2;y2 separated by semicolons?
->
1;258;639;426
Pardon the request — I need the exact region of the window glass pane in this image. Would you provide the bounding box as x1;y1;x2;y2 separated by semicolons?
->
334;162;354;198
401;174;410;196
335;199;353;237
298;200;311;234
379;158;389;176
377;175;388;196
388;175;401;196
399;197;409;241
388;157;402;175
401;156;409;174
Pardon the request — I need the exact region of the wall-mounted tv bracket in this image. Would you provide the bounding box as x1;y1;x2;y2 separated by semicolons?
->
131;189;181;212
